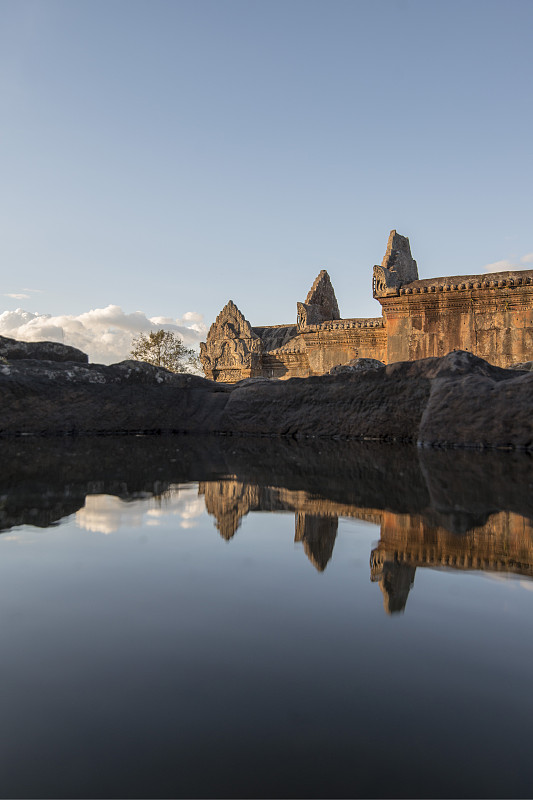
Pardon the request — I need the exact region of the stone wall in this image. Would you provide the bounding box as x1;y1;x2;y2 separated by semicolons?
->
201;230;533;381
259;319;387;378
380;273;533;367
301;319;386;374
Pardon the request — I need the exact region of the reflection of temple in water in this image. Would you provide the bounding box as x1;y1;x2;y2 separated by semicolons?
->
3;433;532;616
294;513;337;572
199;479;533;613
199;481;339;571
370;510;533;613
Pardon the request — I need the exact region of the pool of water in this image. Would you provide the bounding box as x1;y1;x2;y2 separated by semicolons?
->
0;436;532;798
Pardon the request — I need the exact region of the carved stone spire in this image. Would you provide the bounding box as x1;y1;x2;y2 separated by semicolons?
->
305;270;341;318
373;230;419;298
381;230;418;283
297;269;340;331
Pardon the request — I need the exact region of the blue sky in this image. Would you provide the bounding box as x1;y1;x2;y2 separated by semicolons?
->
1;0;532;358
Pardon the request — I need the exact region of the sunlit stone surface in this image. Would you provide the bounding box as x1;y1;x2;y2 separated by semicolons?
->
201;229;533;380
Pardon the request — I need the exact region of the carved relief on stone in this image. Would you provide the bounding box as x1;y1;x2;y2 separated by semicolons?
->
297;301;327;329
200;300;262;380
372;264;401;297
297;269;340;331
373;230;419;297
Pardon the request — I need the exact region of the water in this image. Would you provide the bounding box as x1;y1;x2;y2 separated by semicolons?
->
0;436;532;798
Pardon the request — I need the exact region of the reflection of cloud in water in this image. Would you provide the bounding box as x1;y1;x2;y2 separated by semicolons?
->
76;485;204;534
480;573;533;591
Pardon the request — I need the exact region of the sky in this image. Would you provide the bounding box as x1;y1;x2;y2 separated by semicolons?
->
1;0;532;362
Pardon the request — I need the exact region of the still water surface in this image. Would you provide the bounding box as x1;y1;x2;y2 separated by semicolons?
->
0;436;532;798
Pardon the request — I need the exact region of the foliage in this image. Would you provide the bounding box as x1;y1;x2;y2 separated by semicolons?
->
130;330;200;373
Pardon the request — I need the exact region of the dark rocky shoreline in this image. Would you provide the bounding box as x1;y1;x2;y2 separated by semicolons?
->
0;334;532;449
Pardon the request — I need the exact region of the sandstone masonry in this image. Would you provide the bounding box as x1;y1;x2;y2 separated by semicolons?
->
200;230;533;380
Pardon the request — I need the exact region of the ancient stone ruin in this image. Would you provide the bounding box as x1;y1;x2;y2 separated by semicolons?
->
200;229;533;380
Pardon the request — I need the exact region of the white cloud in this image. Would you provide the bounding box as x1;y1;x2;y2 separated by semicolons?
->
482;252;533;273
75;485;206;534
482;259;514;273
0;304;207;364
4;293;30;300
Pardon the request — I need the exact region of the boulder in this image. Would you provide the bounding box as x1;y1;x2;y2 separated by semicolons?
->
328;357;385;375
0;335;88;363
510;361;533;371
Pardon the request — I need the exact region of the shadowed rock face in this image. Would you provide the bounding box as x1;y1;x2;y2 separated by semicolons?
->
328;357;384;375
0;349;531;449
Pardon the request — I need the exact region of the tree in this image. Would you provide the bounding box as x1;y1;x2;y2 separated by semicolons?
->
130;330;201;374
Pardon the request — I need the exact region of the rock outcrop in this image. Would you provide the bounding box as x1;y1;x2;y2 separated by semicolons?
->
328;357;384;375
0;335;88;363
510;361;533;371
0;346;531;448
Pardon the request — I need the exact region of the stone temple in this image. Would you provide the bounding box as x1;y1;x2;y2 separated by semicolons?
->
200;230;533;381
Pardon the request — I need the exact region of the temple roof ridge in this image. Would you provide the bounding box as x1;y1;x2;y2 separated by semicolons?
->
215;298;242;322
396;268;533;295
300;268;340;324
402;267;533;287
305;268;331;303
211;300;259;339
380;229;418;283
